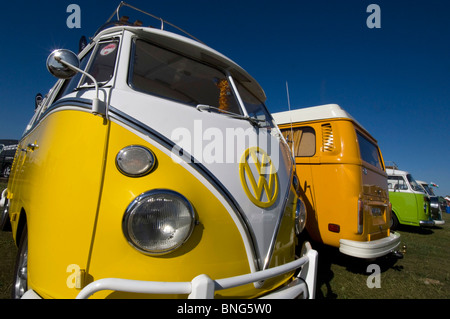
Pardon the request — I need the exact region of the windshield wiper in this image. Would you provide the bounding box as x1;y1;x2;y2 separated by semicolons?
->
196;104;266;127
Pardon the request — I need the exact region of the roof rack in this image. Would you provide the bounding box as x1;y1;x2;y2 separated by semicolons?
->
385;161;399;170
96;1;204;44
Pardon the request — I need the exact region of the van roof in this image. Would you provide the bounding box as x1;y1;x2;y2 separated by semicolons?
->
386;168;408;176
272;104;358;125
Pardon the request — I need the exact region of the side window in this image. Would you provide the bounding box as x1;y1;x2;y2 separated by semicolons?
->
281;126;316;157
53;39;119;102
81;40;119;85
388;176;408;191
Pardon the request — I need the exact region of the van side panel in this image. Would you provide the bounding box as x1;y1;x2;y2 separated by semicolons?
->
308;163;361;248
11;110;108;299
292;120;362;248
390;192;427;226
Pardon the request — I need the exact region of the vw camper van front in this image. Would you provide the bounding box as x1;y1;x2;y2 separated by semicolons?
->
1;4;317;299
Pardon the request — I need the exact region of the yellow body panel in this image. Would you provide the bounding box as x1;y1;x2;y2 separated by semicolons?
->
8;109;296;298
279;118;389;248
7;109;108;299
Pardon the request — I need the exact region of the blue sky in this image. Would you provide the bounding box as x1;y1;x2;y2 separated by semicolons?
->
0;0;449;196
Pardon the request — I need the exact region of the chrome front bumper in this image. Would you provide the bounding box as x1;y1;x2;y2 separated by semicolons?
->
419;220;435;227
433;220;445;226
22;242;318;299
339;232;401;259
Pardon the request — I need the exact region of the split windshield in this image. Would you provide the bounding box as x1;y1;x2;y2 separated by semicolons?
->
129;39;272;126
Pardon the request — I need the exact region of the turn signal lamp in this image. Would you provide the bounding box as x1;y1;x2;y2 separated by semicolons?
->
328;223;340;233
116;145;156;177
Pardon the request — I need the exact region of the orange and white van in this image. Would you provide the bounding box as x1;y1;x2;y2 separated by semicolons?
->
273;104;401;259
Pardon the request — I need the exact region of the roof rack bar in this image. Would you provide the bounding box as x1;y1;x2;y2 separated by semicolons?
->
385;161;398;170
106;1;205;44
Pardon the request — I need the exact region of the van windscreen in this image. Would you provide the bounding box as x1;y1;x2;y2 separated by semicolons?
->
356;131;382;169
128;39;242;115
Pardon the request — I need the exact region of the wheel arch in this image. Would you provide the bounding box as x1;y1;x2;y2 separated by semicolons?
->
15;208;27;247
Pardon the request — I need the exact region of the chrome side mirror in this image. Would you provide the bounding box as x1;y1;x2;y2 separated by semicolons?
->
46;49;80;79
45;49;105;117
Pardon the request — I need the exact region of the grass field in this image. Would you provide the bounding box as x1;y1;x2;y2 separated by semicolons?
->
0;178;449;299
314;212;450;299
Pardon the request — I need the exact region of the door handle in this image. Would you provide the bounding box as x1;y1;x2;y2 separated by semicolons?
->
21;143;39;152
27;143;39;150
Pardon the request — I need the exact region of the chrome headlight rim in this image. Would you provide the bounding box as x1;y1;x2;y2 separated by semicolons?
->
122;189;196;256
116;145;156;178
295;198;307;235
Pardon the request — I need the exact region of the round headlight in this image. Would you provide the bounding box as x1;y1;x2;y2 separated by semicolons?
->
116;145;156;177
295;198;307;235
123;190;195;255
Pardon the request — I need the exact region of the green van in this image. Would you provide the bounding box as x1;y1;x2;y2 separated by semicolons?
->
386;167;433;230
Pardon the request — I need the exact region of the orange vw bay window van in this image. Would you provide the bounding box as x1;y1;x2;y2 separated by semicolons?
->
272;104;401;259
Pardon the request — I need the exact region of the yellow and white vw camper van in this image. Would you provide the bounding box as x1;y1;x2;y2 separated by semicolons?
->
273;104;401;259
0;3;317;299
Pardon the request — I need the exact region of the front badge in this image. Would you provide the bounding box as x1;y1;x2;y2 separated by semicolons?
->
239;147;279;208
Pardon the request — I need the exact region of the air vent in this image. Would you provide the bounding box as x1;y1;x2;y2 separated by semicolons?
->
322;123;334;152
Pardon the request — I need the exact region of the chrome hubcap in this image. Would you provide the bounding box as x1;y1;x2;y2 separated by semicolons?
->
13;235;28;298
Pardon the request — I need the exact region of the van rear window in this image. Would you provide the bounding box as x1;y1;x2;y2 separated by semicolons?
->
356;131;382;169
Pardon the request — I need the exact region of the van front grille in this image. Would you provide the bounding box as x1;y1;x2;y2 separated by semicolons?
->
322;123;334;152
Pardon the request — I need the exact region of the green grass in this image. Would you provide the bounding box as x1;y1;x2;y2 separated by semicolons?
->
0;179;16;299
1;177;449;299
314;212;450;299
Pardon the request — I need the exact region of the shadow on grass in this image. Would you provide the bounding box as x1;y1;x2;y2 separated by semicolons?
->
395;223;443;235
309;240;403;299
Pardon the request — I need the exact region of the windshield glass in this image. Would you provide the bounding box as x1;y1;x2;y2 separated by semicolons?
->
234;81;273;127
129;39;242;115
406;174;425;192
422;184;435;196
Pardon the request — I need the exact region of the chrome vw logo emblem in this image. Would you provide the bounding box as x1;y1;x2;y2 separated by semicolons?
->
239;147;279;208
